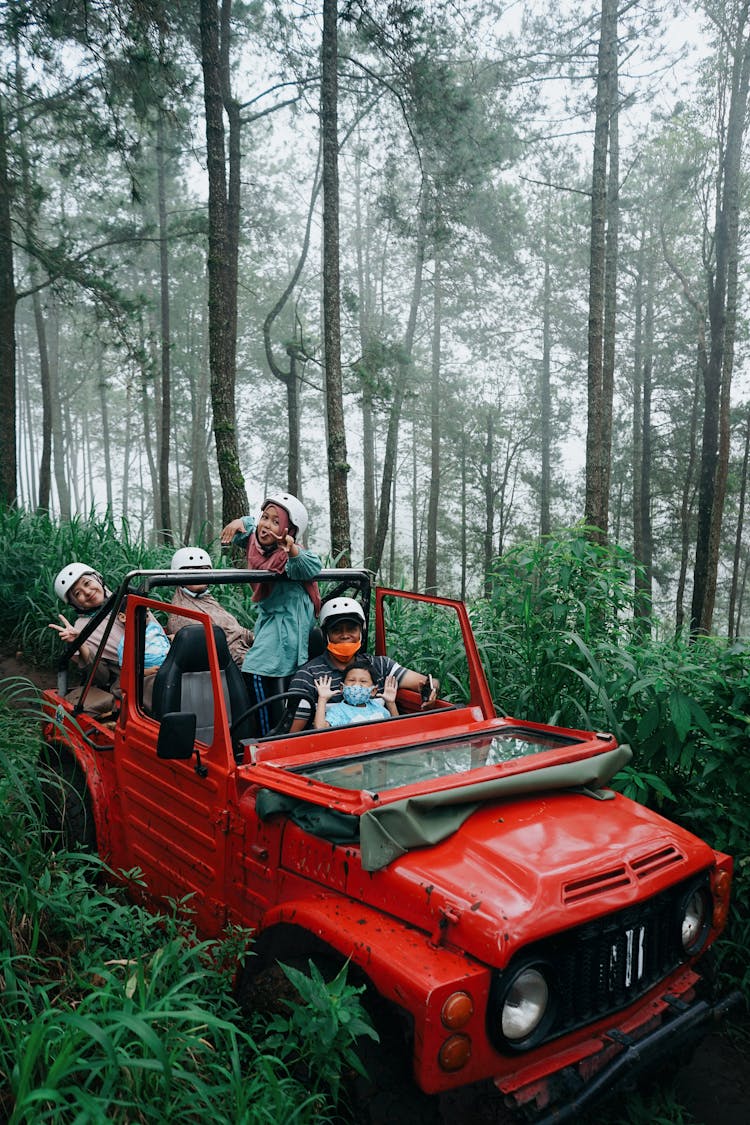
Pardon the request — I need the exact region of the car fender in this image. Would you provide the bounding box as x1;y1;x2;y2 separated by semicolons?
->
260;894;488;995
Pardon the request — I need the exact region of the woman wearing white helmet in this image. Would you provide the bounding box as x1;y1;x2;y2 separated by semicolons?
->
220;492;322;734
49;563;124;670
166;546;253;668
288;596;438;731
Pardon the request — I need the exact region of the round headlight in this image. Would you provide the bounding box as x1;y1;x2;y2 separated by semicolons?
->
681;886;711;955
501;967;550;1041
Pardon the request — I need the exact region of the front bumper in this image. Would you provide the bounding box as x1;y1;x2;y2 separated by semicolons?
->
527;988;744;1124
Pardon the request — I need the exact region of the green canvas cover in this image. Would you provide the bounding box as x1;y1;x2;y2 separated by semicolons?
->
256;743;633;872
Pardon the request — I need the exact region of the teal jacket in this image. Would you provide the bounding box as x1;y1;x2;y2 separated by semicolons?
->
235;516;322;677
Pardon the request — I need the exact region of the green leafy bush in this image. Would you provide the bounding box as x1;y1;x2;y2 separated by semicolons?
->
263;959;378;1103
483;528;641;724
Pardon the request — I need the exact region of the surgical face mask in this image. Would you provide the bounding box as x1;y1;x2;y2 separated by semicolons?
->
327;640;361;662
342;683;372;706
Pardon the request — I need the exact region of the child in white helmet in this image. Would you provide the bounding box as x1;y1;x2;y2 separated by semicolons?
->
166;546;253;668
221;492;322;734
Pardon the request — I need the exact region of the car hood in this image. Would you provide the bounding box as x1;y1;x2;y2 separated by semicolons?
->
349;790;716;966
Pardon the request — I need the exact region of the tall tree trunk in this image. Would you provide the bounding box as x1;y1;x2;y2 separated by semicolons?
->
199;0;248;525
263;153;321;498
156;108;173;541
321;0;351;564
285;348;301;498
16;53;53;512
141;371;159;511
632;230;644;598
370;201;427;577
17;327;32;506
676;356;702;633
31;288;52;511
483;413;495;599
600;43;619;532
355;149;377;567
540;194;552;538
692;11;750;633
728;408;750;638
460;427;468;600
0;95;17;507
63;393;79;512
98;370;113;512
412;405;419;591
584;0;617;540
81;408;91;514
47;299;70;519
736;547;749;634
638;259;655;629
425;247;441;593
123;369;133;517
388;432;398;584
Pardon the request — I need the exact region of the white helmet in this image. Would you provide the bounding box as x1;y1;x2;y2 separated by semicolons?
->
171;546;212;570
262;491;308;539
319;597;366;634
54;562;102;603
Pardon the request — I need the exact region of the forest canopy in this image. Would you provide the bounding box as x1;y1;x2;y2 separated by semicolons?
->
1;0;749;636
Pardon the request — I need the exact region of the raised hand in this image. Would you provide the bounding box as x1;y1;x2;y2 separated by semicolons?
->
381;675;398;705
314;674;336;702
220;518;246;545
48;614;78;645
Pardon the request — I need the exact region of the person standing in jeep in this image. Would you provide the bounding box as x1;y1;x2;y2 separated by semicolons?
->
288;596;437;730
221;491;322;734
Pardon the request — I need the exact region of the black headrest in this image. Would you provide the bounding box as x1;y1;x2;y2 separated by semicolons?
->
166;624;232;672
308;625;326;660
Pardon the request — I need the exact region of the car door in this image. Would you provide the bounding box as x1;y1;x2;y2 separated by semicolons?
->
113;603;232;937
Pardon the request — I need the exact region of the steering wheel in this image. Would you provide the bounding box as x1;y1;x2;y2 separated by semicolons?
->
230;691;304;740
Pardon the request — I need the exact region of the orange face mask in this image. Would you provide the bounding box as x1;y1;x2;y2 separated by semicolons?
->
327;640;361;662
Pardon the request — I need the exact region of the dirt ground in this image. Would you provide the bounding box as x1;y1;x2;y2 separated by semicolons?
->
2;651;748;1124
672;1028;748;1125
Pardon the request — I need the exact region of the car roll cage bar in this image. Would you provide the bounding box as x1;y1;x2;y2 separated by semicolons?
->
57;567;373;709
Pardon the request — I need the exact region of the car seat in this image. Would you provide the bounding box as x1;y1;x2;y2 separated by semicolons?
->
152;624;252;746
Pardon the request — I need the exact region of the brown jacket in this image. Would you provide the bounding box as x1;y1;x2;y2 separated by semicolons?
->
167;586;253;669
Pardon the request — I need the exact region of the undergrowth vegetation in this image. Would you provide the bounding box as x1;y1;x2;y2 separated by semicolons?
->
0;684;370;1123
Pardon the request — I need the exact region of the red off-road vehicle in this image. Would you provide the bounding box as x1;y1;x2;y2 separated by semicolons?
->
42;568;739;1121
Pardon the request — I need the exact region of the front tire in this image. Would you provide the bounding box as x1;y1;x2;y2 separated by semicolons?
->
40;747;96;851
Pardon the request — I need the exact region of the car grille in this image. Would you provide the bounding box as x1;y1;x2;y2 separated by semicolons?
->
489;874;706;1051
553;890;682;1028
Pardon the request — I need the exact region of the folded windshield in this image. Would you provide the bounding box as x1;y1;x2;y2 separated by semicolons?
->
293;729;582;792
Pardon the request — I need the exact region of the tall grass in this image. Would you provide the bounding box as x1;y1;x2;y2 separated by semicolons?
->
0;508;255;668
0;685;367;1123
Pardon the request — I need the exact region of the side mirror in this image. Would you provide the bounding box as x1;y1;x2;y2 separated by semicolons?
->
156;712;197;761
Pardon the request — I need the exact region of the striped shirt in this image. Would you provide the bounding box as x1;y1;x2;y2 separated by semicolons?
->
289;652;406;721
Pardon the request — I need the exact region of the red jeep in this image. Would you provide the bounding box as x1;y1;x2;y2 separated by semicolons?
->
42;567;739;1121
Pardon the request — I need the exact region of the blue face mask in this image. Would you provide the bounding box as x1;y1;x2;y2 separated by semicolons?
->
342;683;372;707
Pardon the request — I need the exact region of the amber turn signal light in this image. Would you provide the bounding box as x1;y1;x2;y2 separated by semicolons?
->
438;1033;472;1071
441;991;474;1029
